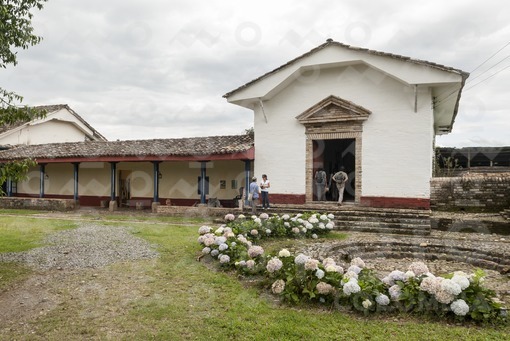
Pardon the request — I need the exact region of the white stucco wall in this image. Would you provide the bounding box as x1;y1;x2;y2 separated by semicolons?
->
0;108;100;146
251;63;435;199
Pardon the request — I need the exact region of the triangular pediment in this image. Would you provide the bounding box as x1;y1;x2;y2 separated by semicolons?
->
295;95;371;124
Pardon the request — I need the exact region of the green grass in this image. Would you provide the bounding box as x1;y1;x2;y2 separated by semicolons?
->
1;215;509;340
0;208;43;215
0;217;77;253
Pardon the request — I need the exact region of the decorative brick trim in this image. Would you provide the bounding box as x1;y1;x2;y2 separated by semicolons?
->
360;196;430;210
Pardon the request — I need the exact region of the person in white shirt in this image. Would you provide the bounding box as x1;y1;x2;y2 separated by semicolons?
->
260;174;271;209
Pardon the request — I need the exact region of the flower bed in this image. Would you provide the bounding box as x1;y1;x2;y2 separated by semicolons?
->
197;212;507;324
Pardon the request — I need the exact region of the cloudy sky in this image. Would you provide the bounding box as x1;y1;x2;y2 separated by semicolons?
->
3;0;509;146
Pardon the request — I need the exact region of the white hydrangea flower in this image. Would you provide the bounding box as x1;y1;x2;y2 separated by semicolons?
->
224;213;235;221
405;271;416;281
301;228;307;233
247;245;264;258
198;225;212;235
291;227;300;234
325;223;334;230
246;260;255;269
316;282;333;295
320;214;328;221
284;222;290;227
215;236;227;245
375;294;390;306
318;223;325;229
408;261;429;276
266;257;283;273
282;214;290;220
350;257;365;268
278;249;291;257
347;265;362;275
343;279;361;296
315;269;325;279
312;234;318;239
259;212;269;220
215;226;225;235
202;247;211;254
327;213;334;219
435;288;455;304
305;258;320;271
219;254;230;264
219;243;228;251
254;218;262;225
294;253;309;265
389;285;401;300
230;242;237;247
451;274;470;290
266;229;272;234
237;214;246;219
362;299;372;309
236;260;246;267
344;270;358;280
305;222;314;230
441;279;462;296
210;249;219;257
450;299;470;316
322;258;336;267
250;229;259;236
308;216;319;224
271;279;285;294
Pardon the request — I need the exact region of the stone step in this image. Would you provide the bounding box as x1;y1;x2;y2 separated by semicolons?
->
334;215;430;224
340;226;431;236
335;220;430;230
331;242;510;272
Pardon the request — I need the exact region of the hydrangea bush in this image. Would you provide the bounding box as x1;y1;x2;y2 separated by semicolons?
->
198;212;507;324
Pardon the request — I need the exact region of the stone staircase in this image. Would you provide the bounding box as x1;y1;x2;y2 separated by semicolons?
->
501;208;510;221
266;203;431;236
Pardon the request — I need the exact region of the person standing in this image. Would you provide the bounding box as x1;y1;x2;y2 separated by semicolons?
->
314;167;327;201
249;176;261;214
260;174;270;209
332;167;348;205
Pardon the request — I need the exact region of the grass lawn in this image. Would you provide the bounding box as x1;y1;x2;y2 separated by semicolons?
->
0;213;509;340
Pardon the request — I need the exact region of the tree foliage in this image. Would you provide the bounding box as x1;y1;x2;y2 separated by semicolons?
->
1;0;47;121
1;0;47;194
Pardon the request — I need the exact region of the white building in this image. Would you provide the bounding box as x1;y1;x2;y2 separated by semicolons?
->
0;104;106;146
224;39;468;209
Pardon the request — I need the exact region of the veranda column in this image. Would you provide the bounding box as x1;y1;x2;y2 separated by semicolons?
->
73;162;80;204
6;178;12;197
200;161;207;204
152;161;161;212
244;160;251;206
109;162;117;211
39;164;46;198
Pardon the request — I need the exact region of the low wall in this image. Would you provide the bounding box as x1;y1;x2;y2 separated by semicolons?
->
156;204;240;218
0;197;76;211
431;173;510;212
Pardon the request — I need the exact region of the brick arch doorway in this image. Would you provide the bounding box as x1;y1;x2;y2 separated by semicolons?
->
313;138;356;202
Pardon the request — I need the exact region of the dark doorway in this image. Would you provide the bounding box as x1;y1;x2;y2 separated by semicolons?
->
313;139;356;202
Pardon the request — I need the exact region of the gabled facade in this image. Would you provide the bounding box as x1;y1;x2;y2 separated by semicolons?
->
224;40;469;209
0;104;107;146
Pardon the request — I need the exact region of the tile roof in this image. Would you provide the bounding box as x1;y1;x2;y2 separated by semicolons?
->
223;39;469;98
0;134;254;162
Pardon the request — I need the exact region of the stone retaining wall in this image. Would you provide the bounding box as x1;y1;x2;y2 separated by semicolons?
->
431;173;510;212
0;197;76;211
156;204;240;218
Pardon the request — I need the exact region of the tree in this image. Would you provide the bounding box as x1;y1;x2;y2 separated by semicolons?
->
0;0;48;193
1;0;47;122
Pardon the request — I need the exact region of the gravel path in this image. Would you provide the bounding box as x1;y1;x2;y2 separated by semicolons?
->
0;223;159;270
